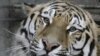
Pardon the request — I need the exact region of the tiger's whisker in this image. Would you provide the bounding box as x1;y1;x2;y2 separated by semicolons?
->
0;45;26;56
8;46;24;52
10;47;25;56
10;46;31;56
2;28;23;38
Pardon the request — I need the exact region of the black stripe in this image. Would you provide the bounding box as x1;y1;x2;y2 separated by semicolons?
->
51;6;66;12
22;47;27;51
29;31;34;37
34;19;37;30
20;28;30;43
90;19;93;23
40;7;44;14
72;44;82;51
30;13;35;19
76;35;82;41
30;13;35;31
74;14;80;24
82;33;90;48
23;18;27;26
42;39;49;53
21;28;27;36
77;51;84;56
77;12;82;20
61;5;67;8
73;6;86;21
72;33;90;51
81;12;86;21
51;5;66;8
68;11;73;22
69;5;86;21
79;28;85;32
22;13;35;43
88;39;95;56
86;26;90;32
24;3;35;8
75;7;85;21
29;14;35;33
69;12;73;22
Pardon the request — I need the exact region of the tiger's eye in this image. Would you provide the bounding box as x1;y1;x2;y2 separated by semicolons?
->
43;17;49;23
44;11;48;14
68;26;77;32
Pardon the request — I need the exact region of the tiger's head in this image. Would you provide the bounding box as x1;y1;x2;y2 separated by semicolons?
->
21;1;97;56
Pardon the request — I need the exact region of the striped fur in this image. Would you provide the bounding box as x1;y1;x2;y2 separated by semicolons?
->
13;1;98;56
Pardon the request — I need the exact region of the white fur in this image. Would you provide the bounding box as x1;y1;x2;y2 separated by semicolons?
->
41;6;56;24
67;16;86;31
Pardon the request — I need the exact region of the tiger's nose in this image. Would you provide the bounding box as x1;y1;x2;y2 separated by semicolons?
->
42;39;60;51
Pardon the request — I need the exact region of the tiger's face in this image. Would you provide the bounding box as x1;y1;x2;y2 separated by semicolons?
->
22;2;93;56
33;16;84;56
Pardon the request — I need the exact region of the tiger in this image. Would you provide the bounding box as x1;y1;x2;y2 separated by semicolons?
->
12;1;98;56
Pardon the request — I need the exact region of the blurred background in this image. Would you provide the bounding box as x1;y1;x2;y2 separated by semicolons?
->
0;0;100;56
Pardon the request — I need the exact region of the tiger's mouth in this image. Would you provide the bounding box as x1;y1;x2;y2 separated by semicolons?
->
30;39;69;56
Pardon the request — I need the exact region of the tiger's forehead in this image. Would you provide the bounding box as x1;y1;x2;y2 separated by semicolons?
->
28;1;86;29
29;2;51;14
29;1;70;14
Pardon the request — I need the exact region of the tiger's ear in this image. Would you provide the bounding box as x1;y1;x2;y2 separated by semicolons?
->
22;3;35;15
